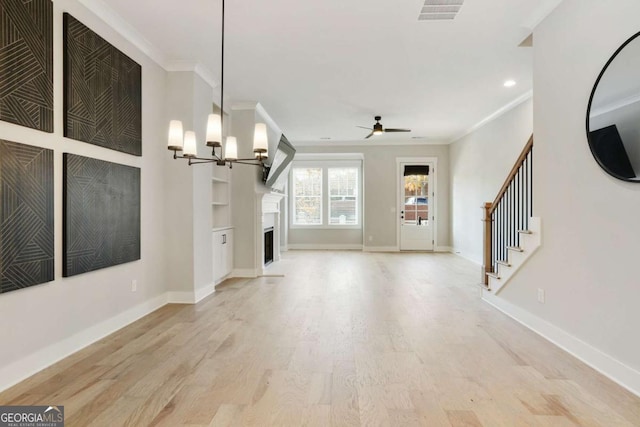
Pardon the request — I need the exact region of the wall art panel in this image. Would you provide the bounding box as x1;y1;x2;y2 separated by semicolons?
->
0;139;54;293
0;0;53;132
63;13;142;156
63;154;140;277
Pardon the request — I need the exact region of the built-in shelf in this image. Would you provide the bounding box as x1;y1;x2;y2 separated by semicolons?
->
212;166;231;229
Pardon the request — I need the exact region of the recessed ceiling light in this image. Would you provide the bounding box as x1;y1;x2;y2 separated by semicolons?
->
504;80;516;88
411;136;426;139
320;137;331;140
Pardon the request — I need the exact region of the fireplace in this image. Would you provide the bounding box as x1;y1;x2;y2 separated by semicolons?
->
264;227;274;266
257;192;283;275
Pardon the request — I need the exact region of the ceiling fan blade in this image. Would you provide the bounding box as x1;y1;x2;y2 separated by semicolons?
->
384;128;411;133
356;126;373;130
364;132;374;139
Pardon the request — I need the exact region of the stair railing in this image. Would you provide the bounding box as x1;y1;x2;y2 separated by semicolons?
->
482;135;533;286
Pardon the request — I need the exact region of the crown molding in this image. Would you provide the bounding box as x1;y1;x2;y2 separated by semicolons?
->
231;102;283;136
165;60;219;91
77;0;168;68
450;90;533;143
78;0;220;93
590;92;640;118
292;138;447;147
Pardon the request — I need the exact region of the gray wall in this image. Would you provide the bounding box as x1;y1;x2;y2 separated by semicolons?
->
0;0;169;389
164;72;215;294
485;0;640;394
292;144;450;250
449;98;533;263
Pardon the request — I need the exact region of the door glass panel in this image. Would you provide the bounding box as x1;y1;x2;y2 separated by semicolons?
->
403;165;429;226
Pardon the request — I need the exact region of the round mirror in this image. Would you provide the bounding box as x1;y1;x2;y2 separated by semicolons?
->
587;31;640;182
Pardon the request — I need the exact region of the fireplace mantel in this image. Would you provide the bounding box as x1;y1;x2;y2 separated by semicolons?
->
261;192;284;214
252;191;285;276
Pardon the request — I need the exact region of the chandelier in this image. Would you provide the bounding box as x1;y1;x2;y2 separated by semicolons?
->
166;0;267;168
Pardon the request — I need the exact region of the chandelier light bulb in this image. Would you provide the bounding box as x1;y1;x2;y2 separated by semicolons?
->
183;131;198;157
225;136;238;160
167;120;184;150
206;114;222;147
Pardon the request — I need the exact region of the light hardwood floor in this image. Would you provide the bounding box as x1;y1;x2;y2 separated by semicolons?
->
1;251;639;426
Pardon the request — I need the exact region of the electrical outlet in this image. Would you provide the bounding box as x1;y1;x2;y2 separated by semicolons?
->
537;288;545;303
132;280;137;292
368;235;373;242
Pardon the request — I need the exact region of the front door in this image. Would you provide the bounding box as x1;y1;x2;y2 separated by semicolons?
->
399;162;434;250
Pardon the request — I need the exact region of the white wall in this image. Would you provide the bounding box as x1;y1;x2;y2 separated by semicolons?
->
450;98;533;264
292;144;450;250
0;0;168;390
487;0;640;395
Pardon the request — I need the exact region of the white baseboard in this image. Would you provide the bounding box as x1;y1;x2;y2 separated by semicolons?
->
232;268;258;278
435;246;452;253
194;282;216;303
363;246;399;252
0;293;169;393
451;249;482;266
287;244;363;250
482;292;640;398
167;291;195;304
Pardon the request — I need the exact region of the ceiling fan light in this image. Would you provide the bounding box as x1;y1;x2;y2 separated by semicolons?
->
373;130;383;135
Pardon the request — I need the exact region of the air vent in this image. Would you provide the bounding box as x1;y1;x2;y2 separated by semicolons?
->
418;0;464;21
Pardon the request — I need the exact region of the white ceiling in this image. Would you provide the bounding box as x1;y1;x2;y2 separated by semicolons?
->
97;0;563;143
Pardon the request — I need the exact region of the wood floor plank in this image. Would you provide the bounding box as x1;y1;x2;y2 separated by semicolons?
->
446;409;484;427
0;251;638;426
208;404;246;427
300;404;331;427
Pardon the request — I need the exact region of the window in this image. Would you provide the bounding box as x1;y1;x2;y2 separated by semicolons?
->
328;168;358;225
290;160;362;228
292;168;322;225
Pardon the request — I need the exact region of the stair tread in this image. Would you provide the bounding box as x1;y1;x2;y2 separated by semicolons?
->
496;260;511;267
507;246;524;252
486;272;500;279
517;229;532;234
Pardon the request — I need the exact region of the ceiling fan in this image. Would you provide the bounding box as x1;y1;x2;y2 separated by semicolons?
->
358;116;411;139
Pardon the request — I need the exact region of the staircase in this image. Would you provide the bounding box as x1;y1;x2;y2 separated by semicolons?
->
482;135;540;293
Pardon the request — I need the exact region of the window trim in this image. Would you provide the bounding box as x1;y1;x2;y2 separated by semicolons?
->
289;160;363;230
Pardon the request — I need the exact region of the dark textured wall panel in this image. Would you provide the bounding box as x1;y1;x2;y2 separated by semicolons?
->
0;139;54;293
0;0;53;132
63;13;142;156
63;154;140;277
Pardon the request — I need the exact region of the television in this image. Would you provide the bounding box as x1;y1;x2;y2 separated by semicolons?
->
263;133;296;191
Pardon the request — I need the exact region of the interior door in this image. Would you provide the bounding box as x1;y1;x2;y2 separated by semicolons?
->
400;163;434;250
